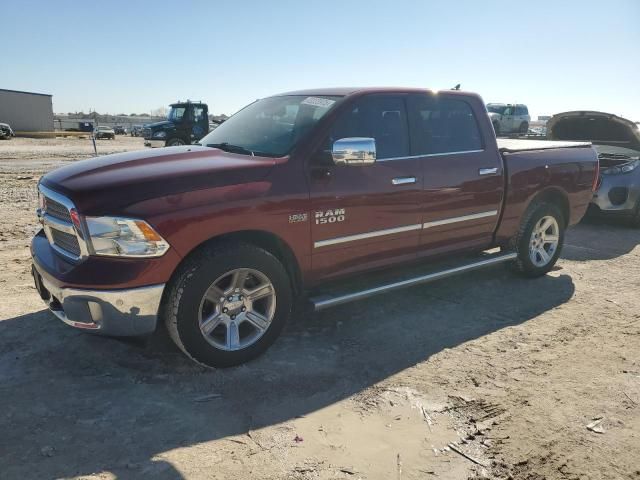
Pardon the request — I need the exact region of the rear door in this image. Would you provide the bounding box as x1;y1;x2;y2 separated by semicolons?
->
501;105;515;132
515;105;529;131
309;94;423;280
407;93;504;255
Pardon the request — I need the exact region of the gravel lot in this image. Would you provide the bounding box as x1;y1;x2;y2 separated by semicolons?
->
0;136;639;480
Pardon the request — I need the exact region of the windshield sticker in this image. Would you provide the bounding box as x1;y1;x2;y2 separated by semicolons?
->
301;97;336;108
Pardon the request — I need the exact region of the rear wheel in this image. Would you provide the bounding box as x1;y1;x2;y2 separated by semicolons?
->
512;202;565;277
164;243;293;367
166;137;186;146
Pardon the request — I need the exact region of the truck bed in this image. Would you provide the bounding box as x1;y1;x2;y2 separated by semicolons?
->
497;138;591;152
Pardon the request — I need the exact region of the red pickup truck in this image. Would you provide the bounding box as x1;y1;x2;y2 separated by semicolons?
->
31;88;599;367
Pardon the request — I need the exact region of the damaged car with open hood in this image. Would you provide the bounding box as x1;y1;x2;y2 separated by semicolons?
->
547;111;640;226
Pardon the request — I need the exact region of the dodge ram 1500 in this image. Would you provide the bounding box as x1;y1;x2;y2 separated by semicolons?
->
31;88;599;367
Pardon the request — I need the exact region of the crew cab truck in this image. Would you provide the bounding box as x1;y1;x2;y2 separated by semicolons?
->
31;88;598;367
143;100;209;147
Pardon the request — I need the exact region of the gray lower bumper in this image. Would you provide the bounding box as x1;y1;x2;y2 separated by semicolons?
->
35;269;164;336
591;174;639;214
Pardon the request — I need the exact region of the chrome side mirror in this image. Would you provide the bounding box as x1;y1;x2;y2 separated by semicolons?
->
332;137;376;166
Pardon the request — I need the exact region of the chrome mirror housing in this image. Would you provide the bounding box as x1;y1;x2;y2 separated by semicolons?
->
331;137;376;166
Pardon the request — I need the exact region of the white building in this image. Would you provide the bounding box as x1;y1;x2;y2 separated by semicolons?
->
0;88;54;131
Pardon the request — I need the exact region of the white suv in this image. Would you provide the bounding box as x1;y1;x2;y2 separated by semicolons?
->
487;103;530;135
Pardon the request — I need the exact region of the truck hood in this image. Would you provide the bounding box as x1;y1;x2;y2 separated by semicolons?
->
40;146;281;214
547;111;640;152
145;120;174;130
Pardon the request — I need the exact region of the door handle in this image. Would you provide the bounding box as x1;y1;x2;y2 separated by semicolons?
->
392;176;416;185
479;168;498;176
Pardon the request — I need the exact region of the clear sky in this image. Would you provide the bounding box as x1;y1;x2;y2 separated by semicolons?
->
2;0;639;120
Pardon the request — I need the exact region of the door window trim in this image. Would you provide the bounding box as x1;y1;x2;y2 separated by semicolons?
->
377;148;485;162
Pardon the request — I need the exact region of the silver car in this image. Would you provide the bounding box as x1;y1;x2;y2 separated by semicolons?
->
547;111;640;227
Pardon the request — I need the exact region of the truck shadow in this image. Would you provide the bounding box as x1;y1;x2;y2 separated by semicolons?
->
0;267;575;479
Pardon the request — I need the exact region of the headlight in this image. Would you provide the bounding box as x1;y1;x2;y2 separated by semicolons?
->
153;131;167;138
85;216;169;257
601;159;639;175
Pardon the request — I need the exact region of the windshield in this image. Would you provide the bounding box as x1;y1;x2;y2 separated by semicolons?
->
198;95;341;157
168;106;186;122
487;105;507;114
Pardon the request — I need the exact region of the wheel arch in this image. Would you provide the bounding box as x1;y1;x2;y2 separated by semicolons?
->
170;229;303;295
525;187;570;226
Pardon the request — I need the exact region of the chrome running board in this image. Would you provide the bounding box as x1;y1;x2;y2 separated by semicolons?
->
309;251;517;311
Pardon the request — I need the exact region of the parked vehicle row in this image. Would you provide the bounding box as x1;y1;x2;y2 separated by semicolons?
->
31;87;599;367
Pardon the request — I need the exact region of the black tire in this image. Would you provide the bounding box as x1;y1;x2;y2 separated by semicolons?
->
166;137;186;147
511;202;565;277
519;122;529;134
630;201;640;228
163;243;293;367
493;121;500;136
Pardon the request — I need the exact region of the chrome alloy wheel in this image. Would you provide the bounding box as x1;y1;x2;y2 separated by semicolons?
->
198;268;276;351
529;215;560;267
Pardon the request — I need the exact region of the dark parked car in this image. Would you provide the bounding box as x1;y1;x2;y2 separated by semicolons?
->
143;101;209;147
94;126;115;139
0;122;14;139
113;125;126;135
130;125;143;137
547;111;640;226
32;87;598;367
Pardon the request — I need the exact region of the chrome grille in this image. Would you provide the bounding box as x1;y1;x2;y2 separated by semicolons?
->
39;185;86;261
45;197;72;222
50;229;81;256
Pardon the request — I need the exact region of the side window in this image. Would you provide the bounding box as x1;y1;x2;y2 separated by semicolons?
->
192;106;205;122
328;95;409;160
408;95;483;155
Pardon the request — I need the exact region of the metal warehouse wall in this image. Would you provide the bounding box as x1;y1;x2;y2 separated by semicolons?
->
0;89;54;131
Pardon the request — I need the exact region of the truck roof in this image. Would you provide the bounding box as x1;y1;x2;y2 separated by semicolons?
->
274;87;480;98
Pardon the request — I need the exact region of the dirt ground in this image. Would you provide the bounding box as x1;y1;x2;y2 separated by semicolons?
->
0;136;638;480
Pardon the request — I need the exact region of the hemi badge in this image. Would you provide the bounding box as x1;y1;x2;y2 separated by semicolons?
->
289;213;308;224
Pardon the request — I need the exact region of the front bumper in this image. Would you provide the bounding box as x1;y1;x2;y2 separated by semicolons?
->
32;262;164;336
144;139;165;148
590;173;639;216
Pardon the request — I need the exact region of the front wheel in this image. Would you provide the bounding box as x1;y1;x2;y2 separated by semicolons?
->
493;121;500;136
519;122;529;134
512;202;565;277
166;137;186;147
164;243;293;367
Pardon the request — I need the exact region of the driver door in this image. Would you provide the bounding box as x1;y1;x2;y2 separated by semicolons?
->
190;104;208;142
309;94;423;280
